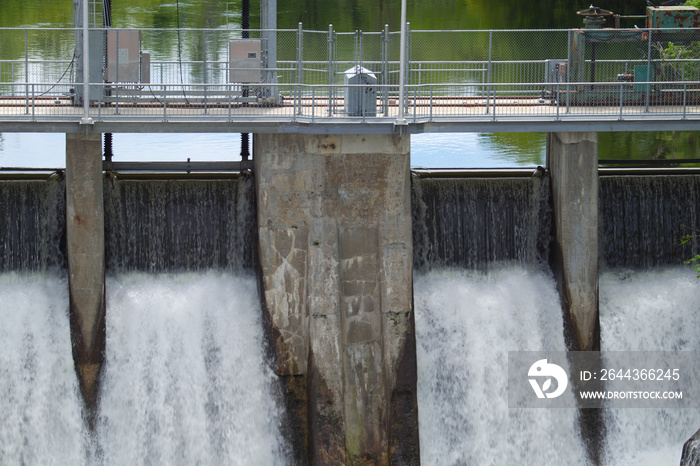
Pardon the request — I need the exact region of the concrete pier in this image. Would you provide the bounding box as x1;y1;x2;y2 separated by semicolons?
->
65;132;106;411
547;131;600;352
255;133;419;464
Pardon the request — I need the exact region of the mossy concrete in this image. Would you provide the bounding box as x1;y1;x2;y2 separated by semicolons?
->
255;133;419;464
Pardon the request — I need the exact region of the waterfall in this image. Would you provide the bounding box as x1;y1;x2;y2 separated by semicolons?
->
94;272;289;464
1;175;288;464
415;267;588;465
104;177;256;273
600;175;700;269
412;176;551;272
0;273;89;465
412;175;581;464
0;179;66;272
600;267;700;466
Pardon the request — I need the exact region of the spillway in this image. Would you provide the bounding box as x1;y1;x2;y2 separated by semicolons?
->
0;274;89;465
414;267;588;465
600;268;700;466
94;272;289;464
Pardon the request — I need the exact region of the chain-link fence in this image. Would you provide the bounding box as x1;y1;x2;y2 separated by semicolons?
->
2;26;700;122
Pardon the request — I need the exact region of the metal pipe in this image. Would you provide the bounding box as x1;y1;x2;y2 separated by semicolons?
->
486;30;492;114
24;29;28;106
241;1;249;157
566;29;571;113
383;24;389;116
646;28;652;112
590;42;596;90
397;0;407;123
82;0;89;120
328;24;334;116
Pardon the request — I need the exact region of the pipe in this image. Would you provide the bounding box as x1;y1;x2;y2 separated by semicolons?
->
242;0;250;157
397;0;407;124
82;0;89;119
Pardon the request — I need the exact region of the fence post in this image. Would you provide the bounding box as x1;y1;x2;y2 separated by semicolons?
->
397;0;407;124
354;30;359;67
566;29;571;113
82;0;91;123
297;22;303;115
683;82;687;119
115;30;119;115
646;28;652;112
203;29;208;113
359;30;364;71
486;30;493;114
24;29;29;110
383;24;389;116
328;24;334;116
619;81;624;120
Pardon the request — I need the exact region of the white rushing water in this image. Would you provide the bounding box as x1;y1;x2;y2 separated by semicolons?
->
0;273;89;465
95;272;288;465
415;266;588;466
600;267;700;466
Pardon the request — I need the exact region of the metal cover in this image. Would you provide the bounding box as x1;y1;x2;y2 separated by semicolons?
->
106;30;141;83
344;66;377;117
229;39;262;83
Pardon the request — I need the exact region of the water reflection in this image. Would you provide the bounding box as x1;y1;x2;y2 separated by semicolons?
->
413;133;545;168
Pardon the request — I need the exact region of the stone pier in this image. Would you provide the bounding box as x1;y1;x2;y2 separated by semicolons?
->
254;133;419;464
547;132;600;352
65;132;106;412
547;131;602;464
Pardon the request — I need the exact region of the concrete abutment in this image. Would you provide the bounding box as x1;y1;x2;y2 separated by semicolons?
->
547;131;600;353
254;133;420;464
65;132;106;415
547;131;603;465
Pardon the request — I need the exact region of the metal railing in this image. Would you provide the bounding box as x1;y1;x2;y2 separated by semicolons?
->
1;26;700;125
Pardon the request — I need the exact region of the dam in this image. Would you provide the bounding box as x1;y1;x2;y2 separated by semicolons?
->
2;134;700;464
2;1;700;464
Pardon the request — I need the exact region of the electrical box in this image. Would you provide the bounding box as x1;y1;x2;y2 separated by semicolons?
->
140;51;150;84
545;60;567;83
344;66;377;117
106;29;141;83
229;39;262;83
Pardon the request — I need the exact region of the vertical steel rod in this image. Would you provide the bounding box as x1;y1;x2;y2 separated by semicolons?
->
397;0;407;123
328;24;333;116
619;81;624;119
24;29;28;110
82;0;90;120
683;82;687;119
646;28;652;112
297;22;302;115
566;29;571;113
486;30;492;114
383;24;389;116
203;30;208;113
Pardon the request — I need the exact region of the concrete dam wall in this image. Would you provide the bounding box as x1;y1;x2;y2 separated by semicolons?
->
1;130;700;464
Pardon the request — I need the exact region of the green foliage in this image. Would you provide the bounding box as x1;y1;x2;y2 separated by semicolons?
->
681;228;700;278
654;40;700;81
